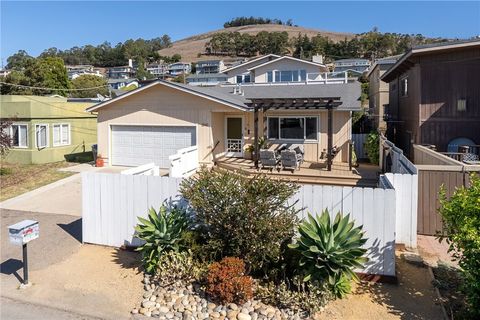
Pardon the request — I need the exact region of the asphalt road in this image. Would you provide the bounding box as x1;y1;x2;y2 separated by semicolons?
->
1;297;101;320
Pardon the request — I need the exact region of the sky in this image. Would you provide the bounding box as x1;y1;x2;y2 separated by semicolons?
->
1;1;479;65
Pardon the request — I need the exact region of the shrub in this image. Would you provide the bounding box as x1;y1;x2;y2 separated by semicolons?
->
256;278;331;314
180;168;299;275
155;250;207;286
206;257;253;304
365;131;379;165
437;174;480;317
288;210;368;298
135;205;191;273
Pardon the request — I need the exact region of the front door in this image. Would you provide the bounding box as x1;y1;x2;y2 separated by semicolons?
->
225;117;243;157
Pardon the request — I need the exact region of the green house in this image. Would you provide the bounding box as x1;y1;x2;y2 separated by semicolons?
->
0;95;97;164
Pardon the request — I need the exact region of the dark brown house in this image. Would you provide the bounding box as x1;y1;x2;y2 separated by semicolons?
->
381;40;480;159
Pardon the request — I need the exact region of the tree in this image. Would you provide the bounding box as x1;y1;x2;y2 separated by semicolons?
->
135;57;155;80
24;57;70;96
6;50;35;70
70;74;108;98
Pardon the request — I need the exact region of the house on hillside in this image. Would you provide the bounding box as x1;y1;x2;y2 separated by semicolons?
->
366;55;401;132
334;58;371;75
0;95;97;164
108;59;136;79
146;62;169;78
86;77;368;185
195;60;225;74
107;78;139;90
168;62;191;76
381;40;480;158
66;65;104;80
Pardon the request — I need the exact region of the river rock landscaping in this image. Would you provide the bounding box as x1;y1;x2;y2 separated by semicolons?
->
132;275;305;320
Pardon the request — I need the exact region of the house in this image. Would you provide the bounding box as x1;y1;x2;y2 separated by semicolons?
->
195;60;225;74
66;65;104;80
366;55;401;132
0;95;97;164
108;59;136;79
381;39;480;158
186;73;228;86
0;69;11;77
168;62;191;76
107;78;139;90
334;58;371;74
86;79;360;178
146;62;168;78
223;55;329;84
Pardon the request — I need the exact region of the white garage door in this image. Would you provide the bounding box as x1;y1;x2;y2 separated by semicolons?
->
111;125;196;168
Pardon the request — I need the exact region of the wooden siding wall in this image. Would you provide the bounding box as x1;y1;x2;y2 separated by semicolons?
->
419;47;480;151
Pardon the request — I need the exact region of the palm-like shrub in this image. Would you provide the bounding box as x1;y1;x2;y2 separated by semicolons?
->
135;205;190;273
288;210;368;298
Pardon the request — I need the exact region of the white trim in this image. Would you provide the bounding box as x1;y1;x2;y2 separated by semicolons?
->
247;56;327;71
267;116;319;142
9;123;29;149
108;123;199;167
35;123;49;149
222;54;280;73
52;123;71;147
224;116;244;157
86;80;247;112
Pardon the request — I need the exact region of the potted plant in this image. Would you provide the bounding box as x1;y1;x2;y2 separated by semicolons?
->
243;137;269;160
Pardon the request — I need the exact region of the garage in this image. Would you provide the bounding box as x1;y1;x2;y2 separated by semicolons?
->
111;125;196;168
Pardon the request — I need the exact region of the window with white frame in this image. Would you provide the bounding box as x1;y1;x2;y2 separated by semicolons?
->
10;124;28;148
268;70;307;83
53;124;70;146
35;124;48;148
267;117;318;140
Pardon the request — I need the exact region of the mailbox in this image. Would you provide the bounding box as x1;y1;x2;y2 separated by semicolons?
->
8;220;39;246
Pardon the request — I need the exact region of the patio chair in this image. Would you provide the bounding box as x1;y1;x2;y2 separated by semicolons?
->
280;149;302;172
259;149;279;171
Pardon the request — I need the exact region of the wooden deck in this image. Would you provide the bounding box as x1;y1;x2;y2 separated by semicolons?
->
215;157;380;187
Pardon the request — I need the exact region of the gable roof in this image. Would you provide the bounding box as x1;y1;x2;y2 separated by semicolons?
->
247;56;327;71
381;39;480;82
366;54;401;78
86;80;248;112
87;80;361;112
222;54;280;73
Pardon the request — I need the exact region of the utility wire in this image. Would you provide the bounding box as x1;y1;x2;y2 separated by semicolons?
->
0;82;109;91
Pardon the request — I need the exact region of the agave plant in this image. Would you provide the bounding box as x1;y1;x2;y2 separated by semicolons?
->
135;205;190;274
288;210;368;297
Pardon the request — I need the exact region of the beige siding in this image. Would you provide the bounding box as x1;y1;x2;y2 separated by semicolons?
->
96;84;236;165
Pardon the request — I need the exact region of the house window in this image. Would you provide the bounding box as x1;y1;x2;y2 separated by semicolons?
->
53;124;70;146
457;99;467;112
400;77;408;97
10;124;28;148
267;117;318;140
35;124;48;148
269;70;307;82
267;71;273;82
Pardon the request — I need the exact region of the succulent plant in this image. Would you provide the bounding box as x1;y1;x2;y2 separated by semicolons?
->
135;205;190;274
288;210;368;297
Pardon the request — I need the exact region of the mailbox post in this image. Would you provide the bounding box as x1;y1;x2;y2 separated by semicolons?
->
8;220;39;286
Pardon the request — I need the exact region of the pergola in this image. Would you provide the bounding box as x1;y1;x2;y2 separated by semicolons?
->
247;97;343;171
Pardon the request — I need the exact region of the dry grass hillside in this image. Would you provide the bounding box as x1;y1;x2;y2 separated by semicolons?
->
158;24;355;62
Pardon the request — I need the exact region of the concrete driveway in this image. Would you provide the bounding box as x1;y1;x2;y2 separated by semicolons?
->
0;163;126;216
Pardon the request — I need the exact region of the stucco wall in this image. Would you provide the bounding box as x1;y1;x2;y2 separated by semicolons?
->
5;117;97;164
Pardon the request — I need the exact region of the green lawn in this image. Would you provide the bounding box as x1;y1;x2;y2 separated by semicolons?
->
0;161;74;202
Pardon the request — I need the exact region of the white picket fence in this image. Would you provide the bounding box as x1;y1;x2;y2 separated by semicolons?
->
82;172;396;276
352;133;368;159
169;146;199;178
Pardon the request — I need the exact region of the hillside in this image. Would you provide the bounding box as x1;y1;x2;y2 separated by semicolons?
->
158;24;355;62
